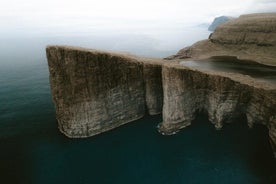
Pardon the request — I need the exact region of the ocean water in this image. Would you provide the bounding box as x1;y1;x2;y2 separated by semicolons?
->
0;36;276;184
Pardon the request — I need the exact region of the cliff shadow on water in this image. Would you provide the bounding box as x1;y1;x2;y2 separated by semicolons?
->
1;113;276;184
188;111;276;182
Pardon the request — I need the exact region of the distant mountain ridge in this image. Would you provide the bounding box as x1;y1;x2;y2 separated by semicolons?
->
208;16;235;31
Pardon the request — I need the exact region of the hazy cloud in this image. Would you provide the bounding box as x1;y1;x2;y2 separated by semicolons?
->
0;0;275;36
247;0;276;12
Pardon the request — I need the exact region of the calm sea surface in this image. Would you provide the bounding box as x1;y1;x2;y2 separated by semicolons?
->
0;36;275;184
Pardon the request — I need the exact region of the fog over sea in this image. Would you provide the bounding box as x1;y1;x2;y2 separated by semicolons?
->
0;24;276;184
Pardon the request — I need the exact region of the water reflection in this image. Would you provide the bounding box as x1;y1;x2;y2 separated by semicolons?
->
180;56;276;84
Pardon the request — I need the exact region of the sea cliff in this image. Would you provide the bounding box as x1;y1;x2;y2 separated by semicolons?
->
46;13;276;157
46;45;276;157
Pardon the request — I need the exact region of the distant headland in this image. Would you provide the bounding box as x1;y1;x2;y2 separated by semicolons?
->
208;15;235;31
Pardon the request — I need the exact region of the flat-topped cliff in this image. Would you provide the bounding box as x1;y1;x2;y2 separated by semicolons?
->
169;13;276;66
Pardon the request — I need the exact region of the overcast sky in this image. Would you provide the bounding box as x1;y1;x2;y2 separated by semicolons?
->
0;0;275;36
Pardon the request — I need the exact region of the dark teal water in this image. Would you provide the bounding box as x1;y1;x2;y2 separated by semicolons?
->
0;37;275;184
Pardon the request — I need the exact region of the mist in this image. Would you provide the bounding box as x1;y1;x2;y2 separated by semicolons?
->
0;0;275;57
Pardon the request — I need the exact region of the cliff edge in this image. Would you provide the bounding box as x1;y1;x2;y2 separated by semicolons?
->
169;13;276;66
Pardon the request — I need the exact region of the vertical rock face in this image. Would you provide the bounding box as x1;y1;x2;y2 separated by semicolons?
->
159;64;276;156
46;46;163;137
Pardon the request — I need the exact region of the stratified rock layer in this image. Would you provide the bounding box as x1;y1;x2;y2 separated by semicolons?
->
46;46;163;137
169;13;276;66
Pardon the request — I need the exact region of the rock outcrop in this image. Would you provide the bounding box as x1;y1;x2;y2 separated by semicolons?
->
169;13;276;66
208;16;235;32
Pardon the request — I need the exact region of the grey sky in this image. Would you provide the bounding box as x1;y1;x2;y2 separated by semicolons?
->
0;0;275;36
